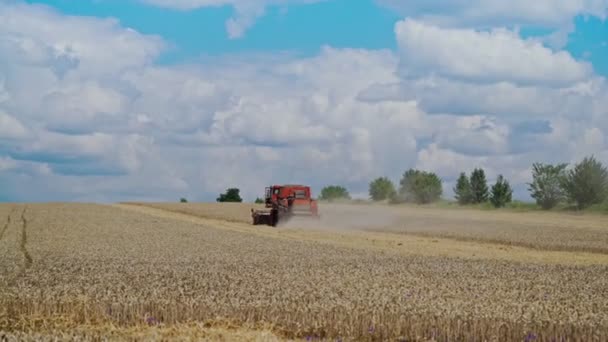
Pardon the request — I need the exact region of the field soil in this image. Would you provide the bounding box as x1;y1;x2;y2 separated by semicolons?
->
1;202;607;341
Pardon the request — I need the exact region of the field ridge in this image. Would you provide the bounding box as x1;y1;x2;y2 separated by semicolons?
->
0;207;14;241
19;207;33;270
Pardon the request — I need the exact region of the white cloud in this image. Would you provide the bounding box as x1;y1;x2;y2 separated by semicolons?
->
378;0;608;28
0;112;28;139
395;19;592;85
584;127;605;147
416;143;537;195
0;2;164;76
431;115;510;155
359;76;607;122
1;1;607;203
417;143;488;179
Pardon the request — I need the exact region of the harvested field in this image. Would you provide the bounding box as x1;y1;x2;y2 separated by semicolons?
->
1;203;607;341
381;205;608;254
133;202;608;254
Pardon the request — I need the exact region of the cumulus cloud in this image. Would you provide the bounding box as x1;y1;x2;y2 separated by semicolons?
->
0;2;161;180
0;3;164;74
359;76;607;121
1;1;607;203
395;19;592;85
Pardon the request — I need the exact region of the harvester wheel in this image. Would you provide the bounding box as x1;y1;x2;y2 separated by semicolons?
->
270;209;279;227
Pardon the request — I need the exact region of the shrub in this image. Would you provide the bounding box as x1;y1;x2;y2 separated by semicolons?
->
369;177;396;201
254;198;264;204
217;188;243;203
180;198;188;203
398;169;443;204
561;156;608;210
319;185;351;201
527;163;568;210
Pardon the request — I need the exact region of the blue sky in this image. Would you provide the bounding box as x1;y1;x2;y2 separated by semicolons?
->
29;0;400;62
27;0;608;74
1;0;608;202
567;16;608;75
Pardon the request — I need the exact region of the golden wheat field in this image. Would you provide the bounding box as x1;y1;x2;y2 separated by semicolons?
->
1;203;608;341
133;202;608;254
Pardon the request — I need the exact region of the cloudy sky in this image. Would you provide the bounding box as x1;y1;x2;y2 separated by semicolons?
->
0;0;607;202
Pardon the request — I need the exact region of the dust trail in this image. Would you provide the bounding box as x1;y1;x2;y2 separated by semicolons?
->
279;203;401;231
0;207;14;241
20;207;33;269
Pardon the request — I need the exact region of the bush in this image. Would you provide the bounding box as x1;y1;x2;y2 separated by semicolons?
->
216;188;243;203
527;163;568;210
369;177;396;201
453;172;472;205
319;185;351;201
490;175;513;208
586;199;608;213
398;169;443;204
254;197;264;204
180;198;188;203
561;156;608;210
469;168;489;204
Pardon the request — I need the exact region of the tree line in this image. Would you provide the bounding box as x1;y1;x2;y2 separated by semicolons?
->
198;155;608;211
319;155;608;211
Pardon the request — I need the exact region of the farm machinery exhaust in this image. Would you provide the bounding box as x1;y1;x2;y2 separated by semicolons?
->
251;185;320;227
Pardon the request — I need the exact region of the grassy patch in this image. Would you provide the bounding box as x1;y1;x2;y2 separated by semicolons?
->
583;201;608;214
503;201;540;212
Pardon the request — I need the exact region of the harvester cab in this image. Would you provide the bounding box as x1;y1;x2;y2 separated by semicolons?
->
252;185;319;227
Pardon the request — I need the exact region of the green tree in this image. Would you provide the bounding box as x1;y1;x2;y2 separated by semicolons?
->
453;172;472;205
180;198;188;203
490;175;513;208
399;169;443;204
527;163;568;210
319;185;351;201
561;156;608;209
254;197;264;204
216;188;243;203
369;177;396;201
469;168;489;204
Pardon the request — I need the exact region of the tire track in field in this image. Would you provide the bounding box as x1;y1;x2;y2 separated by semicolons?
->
19;207;33;269
0;206;15;241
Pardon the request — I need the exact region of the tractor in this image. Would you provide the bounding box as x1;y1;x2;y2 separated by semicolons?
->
251;185;319;227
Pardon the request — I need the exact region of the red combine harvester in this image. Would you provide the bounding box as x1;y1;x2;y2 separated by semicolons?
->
251;185;320;227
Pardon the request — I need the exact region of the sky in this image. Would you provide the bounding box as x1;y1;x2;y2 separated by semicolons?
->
0;0;607;202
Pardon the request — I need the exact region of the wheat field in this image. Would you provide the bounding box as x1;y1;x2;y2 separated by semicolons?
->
133;202;608;254
1;203;608;341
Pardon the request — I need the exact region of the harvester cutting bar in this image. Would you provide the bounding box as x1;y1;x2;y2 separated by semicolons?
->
251;209;278;227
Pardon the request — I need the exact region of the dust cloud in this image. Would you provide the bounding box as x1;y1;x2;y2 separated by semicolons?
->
278;203;401;231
